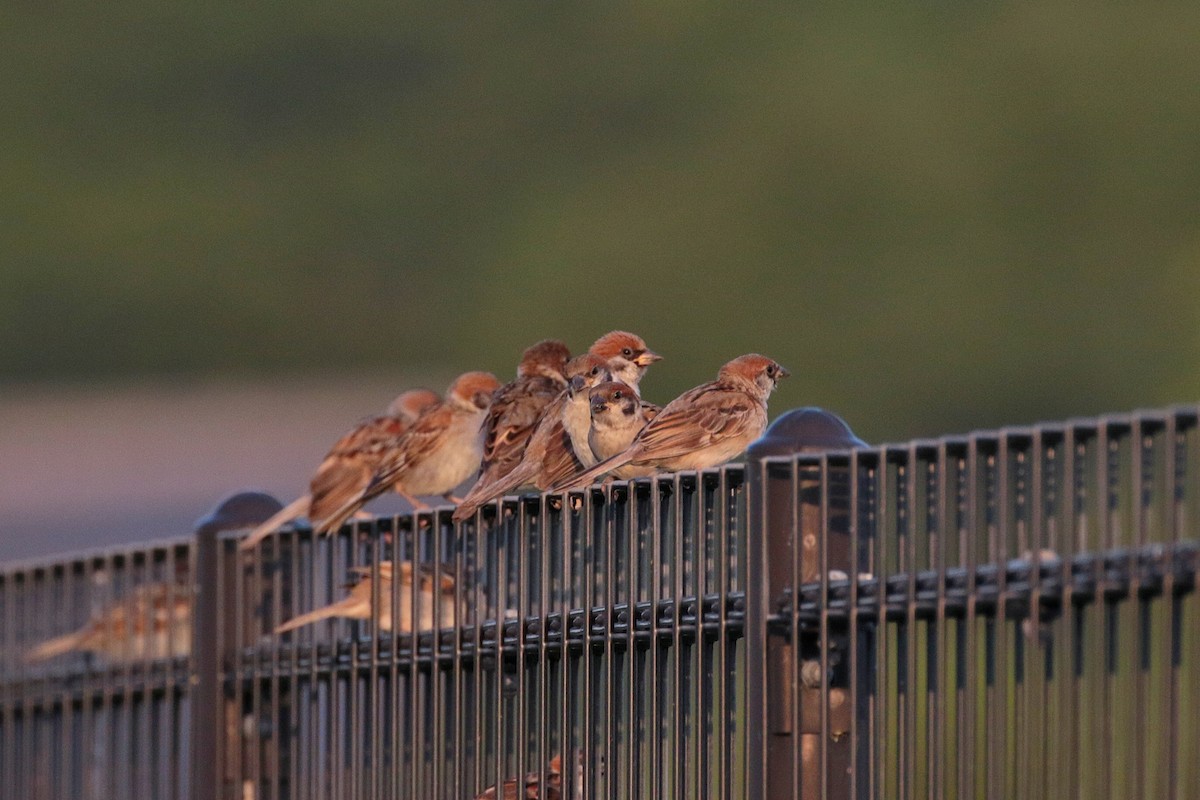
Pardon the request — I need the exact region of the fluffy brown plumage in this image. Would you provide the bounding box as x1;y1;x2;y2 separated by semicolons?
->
472;339;571;496
586;381;661;480
240;388;441;551
552;354;788;491
313;371;501;534
452;355;609;521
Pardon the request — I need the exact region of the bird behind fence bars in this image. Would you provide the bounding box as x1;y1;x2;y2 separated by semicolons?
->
274;560;456;634
473;751;591;800
24;581;192;664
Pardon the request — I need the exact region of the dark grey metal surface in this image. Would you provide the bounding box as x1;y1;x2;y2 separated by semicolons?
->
2;407;1199;799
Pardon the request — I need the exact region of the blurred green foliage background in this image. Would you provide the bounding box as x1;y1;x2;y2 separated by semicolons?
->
4;3;1200;443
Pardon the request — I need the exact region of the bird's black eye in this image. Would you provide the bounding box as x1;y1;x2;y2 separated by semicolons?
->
614;390;623;400
621;348;633;358
591;366;600;375
766;365;776;377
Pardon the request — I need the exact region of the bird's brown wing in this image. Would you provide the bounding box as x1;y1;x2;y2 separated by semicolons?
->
313;407;455;533
626;384;762;464
480;376;563;480
326;415;409;459
531;421;585;490
307;454;374;523
366;405;456;493
453;394;566;521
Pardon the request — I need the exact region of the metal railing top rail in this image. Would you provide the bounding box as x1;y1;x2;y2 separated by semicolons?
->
0;533;194;575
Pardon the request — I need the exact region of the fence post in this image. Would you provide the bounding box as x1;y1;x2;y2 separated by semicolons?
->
191;491;282;800
746;408;866;800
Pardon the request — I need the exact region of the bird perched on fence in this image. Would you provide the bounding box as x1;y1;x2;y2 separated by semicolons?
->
239;388;441;551
583;330;661;396
24;582;192;664
274;561;456;635
451;355;610;521
585;381;660;480
470;339;572;499
552;354;788;492
312;371;501;534
473;753;564;800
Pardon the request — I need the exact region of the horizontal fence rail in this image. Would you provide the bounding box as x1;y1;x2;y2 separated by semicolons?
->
749;407;1200;800
2;406;1198;800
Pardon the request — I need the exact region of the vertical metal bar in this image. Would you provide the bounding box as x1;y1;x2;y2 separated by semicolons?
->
627;482;640;800
671;472;685;800
516;501;530;800
193;525;224;800
745;453;769;800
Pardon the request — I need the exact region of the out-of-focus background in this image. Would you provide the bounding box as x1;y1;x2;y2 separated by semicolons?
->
4;5;1200;561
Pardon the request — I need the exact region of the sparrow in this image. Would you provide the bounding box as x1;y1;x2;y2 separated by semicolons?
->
472;339;571;492
451;356;609;522
584;330;661;396
552;354;788;491
473;754;563;800
313;370;501;534
274;561;456;635
240;388;442;551
24;582;192;664
586;381;661;480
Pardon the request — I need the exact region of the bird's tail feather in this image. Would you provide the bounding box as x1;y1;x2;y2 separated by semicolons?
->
550;452;631;493
239;495;311;551
25;629;88;663
452;462;537;522
274;599;359;635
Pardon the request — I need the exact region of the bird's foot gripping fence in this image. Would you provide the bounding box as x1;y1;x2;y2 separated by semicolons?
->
2;406;1199;799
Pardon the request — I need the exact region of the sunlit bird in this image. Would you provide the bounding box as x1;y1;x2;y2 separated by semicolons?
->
552;354;787;491
312;371;501;534
239;388;441;551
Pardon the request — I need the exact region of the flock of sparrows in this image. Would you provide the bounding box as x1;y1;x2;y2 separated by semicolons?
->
241;330;788;549
18;333;784;799
23;330;787;654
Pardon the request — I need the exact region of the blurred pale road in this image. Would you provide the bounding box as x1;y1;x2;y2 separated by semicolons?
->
0;374;450;563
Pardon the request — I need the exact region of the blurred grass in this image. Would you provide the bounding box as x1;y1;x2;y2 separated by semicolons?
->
3;4;1200;442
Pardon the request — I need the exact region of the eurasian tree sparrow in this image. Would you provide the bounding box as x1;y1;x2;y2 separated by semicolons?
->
24;582;192;664
586;381;661;480
472;339;571;493
585;331;661;396
274;561;456;635
473;753;563;800
552;354;788;491
313;371;501;534
240;388;441;551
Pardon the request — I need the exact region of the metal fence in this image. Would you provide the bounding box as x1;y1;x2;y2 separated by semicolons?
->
2;406;1198;799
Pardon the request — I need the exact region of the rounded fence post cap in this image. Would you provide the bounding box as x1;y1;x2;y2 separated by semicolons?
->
194;491;283;533
747;407;867;459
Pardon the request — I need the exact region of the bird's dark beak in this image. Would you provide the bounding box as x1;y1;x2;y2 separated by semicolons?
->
591;400;607;415
570;375;586;393
777;365;791;380
635;350;662;366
